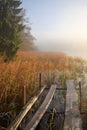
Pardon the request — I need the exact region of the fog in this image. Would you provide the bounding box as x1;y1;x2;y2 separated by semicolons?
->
22;0;87;59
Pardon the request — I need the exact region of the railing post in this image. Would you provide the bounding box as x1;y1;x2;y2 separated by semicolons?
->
34;73;36;87
79;81;81;113
23;85;27;106
39;73;42;88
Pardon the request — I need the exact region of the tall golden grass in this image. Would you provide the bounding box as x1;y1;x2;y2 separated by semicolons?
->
0;51;85;114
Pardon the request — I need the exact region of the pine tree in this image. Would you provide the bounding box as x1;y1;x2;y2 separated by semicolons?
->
0;0;24;61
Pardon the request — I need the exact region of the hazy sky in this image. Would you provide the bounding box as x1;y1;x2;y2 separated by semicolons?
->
22;0;87;58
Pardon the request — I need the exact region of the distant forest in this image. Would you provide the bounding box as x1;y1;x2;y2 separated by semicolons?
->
20;9;37;51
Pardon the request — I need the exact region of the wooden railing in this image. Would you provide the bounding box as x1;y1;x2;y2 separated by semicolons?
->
7;85;46;130
24;85;56;130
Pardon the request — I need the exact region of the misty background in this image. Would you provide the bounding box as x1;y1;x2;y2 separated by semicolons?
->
22;0;87;59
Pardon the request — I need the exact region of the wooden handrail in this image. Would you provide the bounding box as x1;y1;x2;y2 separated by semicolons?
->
24;85;56;130
8;85;46;130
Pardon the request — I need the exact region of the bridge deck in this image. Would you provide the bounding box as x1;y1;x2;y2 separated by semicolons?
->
24;85;56;130
64;80;82;130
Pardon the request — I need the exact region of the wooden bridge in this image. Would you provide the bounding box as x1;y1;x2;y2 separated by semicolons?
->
5;80;84;130
64;80;82;130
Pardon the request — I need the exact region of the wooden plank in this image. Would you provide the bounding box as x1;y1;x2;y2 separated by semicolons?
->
8;85;46;130
64;80;82;130
24;85;56;130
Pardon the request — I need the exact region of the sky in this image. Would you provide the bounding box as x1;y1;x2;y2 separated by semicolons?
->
22;0;87;58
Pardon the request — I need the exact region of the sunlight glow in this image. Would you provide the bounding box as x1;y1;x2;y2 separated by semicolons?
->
22;0;87;58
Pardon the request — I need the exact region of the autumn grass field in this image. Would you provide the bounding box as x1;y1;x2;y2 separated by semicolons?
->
0;51;86;127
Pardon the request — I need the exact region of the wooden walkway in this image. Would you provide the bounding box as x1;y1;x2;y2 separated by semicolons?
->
7;79;83;130
8;86;46;130
64;80;82;130
24;85;56;130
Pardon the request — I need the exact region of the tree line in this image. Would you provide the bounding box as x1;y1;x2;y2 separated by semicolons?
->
0;0;36;61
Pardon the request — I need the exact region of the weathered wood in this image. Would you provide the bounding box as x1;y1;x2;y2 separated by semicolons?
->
39;73;42;88
23;85;27;105
79;81;82;113
8;85;46;130
24;85;56;130
64;80;82;130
